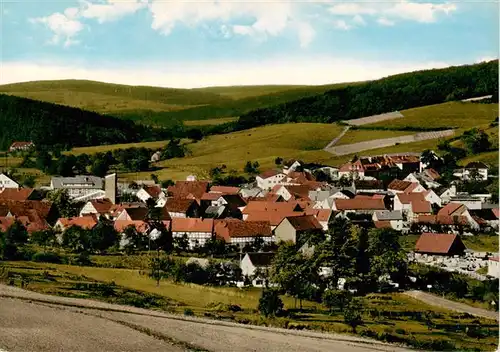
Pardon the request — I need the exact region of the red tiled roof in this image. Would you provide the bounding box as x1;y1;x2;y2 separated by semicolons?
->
310;209;332;222
424;168;440;180
335;198;386;211
489;257;499;262
388;179;414;192
284;215;322;231
415;233;463;254
374;221;392;229
122;207;149;221
167;181;209;200
214;219;272;241
165;198;196;213
0;200;52;220
417;215;469;225
246;211;304;226
143;185;162;198
258;170;283;179
396;192;426;205
88;198;113;214
0;216;49;233
56;215;98;230
438;203;466;217
283;185;316;200
209;186;240;195
411;200;432;214
114;220;149;233
0;188;34;201
171;218;214;233
201;192;221;201
243;201;300;214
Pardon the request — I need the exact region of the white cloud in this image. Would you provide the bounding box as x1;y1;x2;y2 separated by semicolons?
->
377;18;395;27
476;56;498;63
30;10;84;47
334;20;352;31
80;0;147;23
353;15;366;26
328;1;457;26
296;22;316;48
0;58;453;88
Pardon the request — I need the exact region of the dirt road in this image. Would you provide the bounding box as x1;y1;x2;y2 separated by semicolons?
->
0;284;411;352
404;290;498;321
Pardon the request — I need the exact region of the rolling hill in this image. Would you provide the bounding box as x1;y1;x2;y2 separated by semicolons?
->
0;94;163;150
0;80;353;126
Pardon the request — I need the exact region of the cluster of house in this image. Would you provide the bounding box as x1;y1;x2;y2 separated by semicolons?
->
0;152;498;282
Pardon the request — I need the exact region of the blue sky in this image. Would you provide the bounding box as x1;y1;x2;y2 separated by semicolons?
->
1;0;498;87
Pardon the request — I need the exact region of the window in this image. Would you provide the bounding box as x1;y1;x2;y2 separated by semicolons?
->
255;280;263;285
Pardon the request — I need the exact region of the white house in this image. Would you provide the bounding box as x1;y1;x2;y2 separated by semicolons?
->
50;176;103;199
0;173;19;189
240;252;275;287
256;170;287;190
393;193;427;213
423;189;442;207
136;185;165;203
487;257;500;278
437;185;457;204
372;210;404;231
79;198;114;218
453;162;489;181
214;219;273;247
171;218;214;249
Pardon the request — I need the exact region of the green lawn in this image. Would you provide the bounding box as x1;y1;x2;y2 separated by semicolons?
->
2;261;498;351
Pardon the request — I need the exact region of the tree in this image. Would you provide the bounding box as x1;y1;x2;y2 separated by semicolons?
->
150;174;159;184
187;128;203;141
322;289;352;314
173;234;189;253
162;139;187;159
258;289;283;317
62;226;92;253
343;298;363;333
22;174;36;188
161;179;175;188
35;150;52;172
1;221;29;259
91;159;109;177
48;189;77;218
90;219;119;253
203;237;227;256
31;229;57;248
275;157;283;166
461;128;492;154
244;161;260;175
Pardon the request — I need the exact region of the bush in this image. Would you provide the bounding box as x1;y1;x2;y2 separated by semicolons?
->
32;251;64;264
184;308;194;316
258;289;284;317
395;328;406;335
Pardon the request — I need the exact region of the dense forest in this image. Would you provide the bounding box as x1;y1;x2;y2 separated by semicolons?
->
0;94;176;150
237;60;499;129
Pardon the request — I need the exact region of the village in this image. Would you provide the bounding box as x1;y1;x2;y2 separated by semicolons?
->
0;141;498;290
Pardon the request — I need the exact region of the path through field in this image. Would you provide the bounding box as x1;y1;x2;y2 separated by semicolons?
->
0;284;410;352
324;130;455;156
404;291;498;321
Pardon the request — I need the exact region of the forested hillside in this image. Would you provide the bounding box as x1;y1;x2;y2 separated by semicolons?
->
237;60;499;129
0;94;160;150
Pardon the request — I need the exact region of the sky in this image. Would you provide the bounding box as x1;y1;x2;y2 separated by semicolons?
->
0;0;498;88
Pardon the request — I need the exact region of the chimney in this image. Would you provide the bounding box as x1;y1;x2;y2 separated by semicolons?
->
105;173;117;204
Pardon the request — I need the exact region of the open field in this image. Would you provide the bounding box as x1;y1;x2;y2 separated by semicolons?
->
346;112;404;126
183;117;238;126
1;261;498;351
366;102;498;131
139;123;344;180
460;151;499;168
68;140;173;155
325;130;455;156
192;85;308;99
335;130;414;146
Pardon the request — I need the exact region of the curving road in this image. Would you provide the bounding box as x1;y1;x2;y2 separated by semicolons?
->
0;284;411;352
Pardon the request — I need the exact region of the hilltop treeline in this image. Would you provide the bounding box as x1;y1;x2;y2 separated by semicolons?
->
0;94;178;150
237;60;499;129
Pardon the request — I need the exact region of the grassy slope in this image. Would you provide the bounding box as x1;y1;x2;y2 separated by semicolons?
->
0;80;351;125
335;130;413;146
3;260;498;351
367;102;498;130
